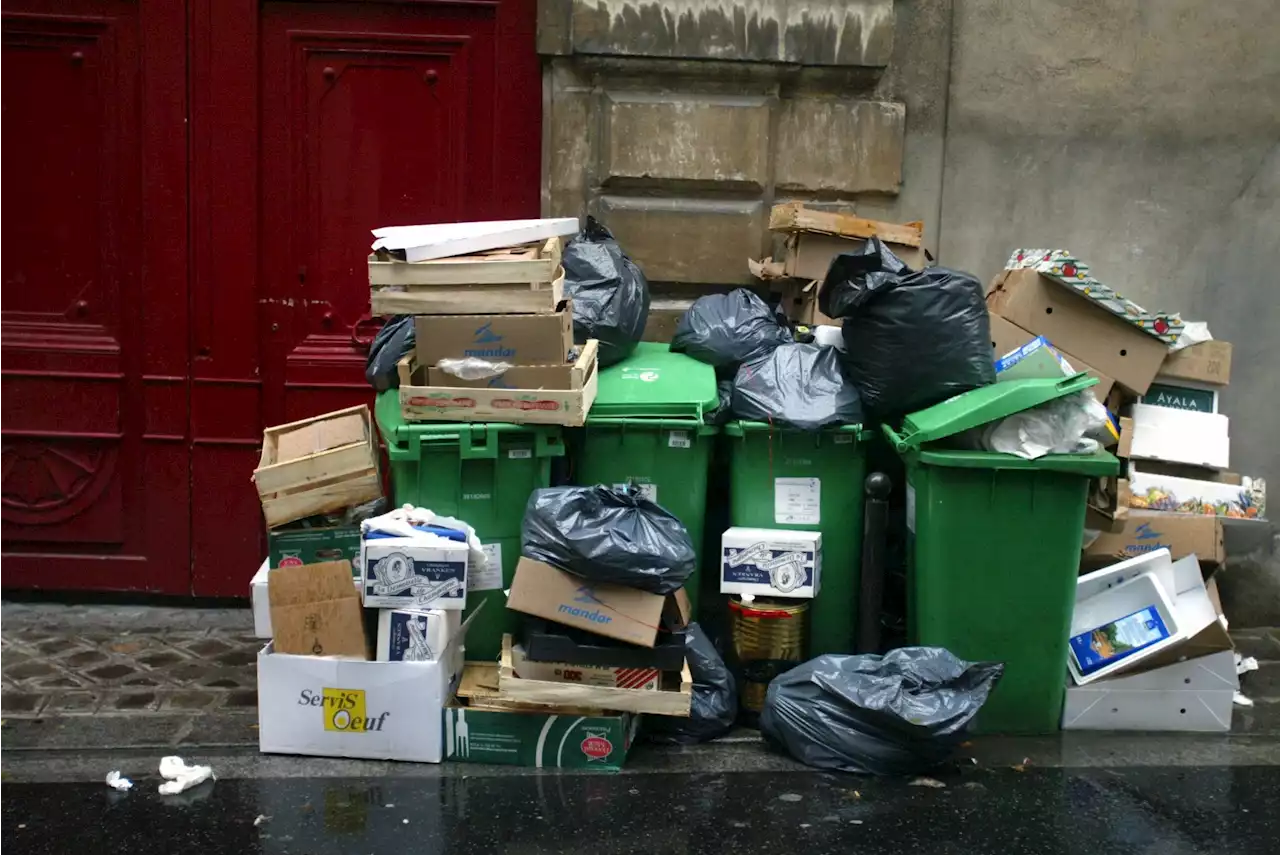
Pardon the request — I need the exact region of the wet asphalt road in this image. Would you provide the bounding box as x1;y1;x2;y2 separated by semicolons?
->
2;766;1277;854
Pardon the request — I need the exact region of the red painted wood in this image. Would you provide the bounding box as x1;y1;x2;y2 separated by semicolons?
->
189;0;540;595
2;0;191;593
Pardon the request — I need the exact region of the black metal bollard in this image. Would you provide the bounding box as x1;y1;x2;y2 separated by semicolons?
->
857;472;892;654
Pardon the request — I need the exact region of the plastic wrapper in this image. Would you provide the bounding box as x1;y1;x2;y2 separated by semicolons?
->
670;289;792;368
821;238;994;419
521;485;695;595
562;217;650;368
731;344;863;431
645;623;737;744
365;315;414;392
435;356;515;380
157;756;215;795
361;504;488;580
978;392;1108;459
760;648;1004;776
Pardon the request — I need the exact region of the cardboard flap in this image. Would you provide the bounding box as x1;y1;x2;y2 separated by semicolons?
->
269;561;359;606
276;414;365;463
268;561;368;659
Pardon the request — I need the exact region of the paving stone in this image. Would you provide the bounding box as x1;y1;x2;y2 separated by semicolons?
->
110;692;159;711
86;663;139;682
161;690;218;711
1232;631;1280;662
34;676;86;689
42;692;102;714
137;651;184;669
35;639;72;656
215;648;257;667
223;689;259;709
1241;662;1280;700
184;638;233;658
4;660;57;681
123;676;163;688
60;649;109;668
1;650;32;669
1;692;47;714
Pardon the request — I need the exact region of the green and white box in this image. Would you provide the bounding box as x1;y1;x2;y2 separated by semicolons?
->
442;704;638;770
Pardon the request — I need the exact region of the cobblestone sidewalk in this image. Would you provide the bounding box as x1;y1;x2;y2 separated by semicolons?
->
2;603;259;717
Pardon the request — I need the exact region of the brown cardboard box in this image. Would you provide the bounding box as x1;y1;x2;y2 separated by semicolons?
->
987;269;1168;394
415;310;573;366
1082;510;1224;568
1116;416;1134;458
1158;340;1232;386
506;558;669;647
426;364;576;390
781;280;836;326
268;560;369;659
987;312;1117;401
782;232;930;281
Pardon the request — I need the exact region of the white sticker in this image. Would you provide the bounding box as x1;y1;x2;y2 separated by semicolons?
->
905;483;916;534
834;434;854;445
775;477;820;525
470;543;504;591
668;430;691;449
508;448;532;459
613;482;658;503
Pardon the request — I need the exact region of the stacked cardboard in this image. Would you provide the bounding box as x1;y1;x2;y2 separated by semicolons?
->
368;218;599;426
753;202;931;328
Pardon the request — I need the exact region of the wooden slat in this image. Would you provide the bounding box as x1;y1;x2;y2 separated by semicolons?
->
768;202;923;247
370;267;564;316
368;237;561;286
496;635;691;717
259;469;382;529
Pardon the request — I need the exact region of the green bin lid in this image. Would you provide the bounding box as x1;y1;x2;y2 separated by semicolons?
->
888;374;1097;451
587;342;718;421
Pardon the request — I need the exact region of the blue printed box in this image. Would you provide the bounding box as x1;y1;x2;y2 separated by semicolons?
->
361;537;469;610
720;527;822;599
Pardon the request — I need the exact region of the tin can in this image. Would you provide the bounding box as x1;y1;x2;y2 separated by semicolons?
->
730;597;809;713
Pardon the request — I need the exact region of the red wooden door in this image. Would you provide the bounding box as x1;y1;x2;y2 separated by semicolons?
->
189;0;539;595
1;0;189;592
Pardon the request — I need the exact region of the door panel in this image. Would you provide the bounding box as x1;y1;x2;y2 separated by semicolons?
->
1;0;190;592
189;0;539;595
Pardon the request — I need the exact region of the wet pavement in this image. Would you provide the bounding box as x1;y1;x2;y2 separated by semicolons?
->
3;765;1278;854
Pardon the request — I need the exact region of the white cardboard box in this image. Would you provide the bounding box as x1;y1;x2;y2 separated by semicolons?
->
1129;404;1230;470
376;608;462;664
250;558;362;639
257;642;452;763
1062;649;1237;731
361;536;469;610
719;527;822;599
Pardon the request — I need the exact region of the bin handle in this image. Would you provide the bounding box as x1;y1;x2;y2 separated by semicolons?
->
458;426;499;460
880;423;910;453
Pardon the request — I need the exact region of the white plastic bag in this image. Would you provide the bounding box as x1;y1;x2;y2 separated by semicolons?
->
980;392;1108;459
361;505;488;577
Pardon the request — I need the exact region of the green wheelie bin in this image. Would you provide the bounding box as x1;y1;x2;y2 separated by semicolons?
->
724;421;869;657
882;375;1119;734
375;391;565;662
574;342;719;613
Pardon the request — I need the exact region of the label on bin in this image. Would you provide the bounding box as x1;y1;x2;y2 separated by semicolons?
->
613;482;657;503
906;484;916;533
508;449;532;460
667;431;691;449
470;543;503;592
775;478;820;525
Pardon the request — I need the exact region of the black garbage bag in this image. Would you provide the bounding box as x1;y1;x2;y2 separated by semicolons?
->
704;379;735;426
646;623;738;744
562;217;650;368
365;315;415;392
670;289;793;368
521;485;695;595
731;344;863;431
820;238;994;419
760;648;1004;776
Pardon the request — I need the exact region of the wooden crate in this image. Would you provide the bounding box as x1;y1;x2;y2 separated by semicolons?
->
396;339;599;426
497;636;691;717
369;237;564;315
768;201;924;246
252;405;382;529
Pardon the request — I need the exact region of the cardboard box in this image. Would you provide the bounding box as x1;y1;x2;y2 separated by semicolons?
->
414;310;573;366
376;608;462;663
257;642;449;762
1140;380;1220;414
426;363;577;391
251;558;362;639
993;333;1116;402
1062;649;1236;731
360;535;469;610
987;314;1115;401
1082;510;1225;566
505;558;669;648
780;279;836;326
443;700;637;770
719;527;822;599
782;231;929;281
519;618;688;671
1158;340;1232;386
1129;467;1263;519
269;523;361;569
986;269;1168;394
511;642;660;691
1129;404;1230;469
1116;417;1133;458
268;561;369;659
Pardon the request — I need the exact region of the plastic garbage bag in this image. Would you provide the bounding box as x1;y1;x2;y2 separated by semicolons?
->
365;315;415;392
646;623;738;744
435;356;515;381
977;392;1108;459
704;379;735;426
670;289;793;368
521;485;695;595
760;648;1004;776
562;217;650;368
821;238;994;419
732;344;863;431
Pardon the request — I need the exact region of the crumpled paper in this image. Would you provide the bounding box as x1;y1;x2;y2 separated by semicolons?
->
105;771;133;792
158;756;215;795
